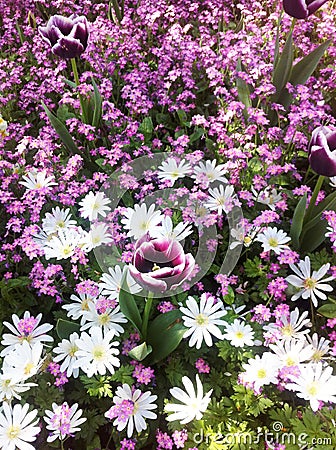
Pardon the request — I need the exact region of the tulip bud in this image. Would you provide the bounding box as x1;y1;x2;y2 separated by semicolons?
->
283;0;329;19
308;125;336;177
38;14;90;59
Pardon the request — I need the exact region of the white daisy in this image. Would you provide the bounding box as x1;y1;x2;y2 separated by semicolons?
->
19;170;57;191
180;295;227;349
149;216;192;242
53;332;80;378
0;116;8;137
82;223;112;251
329;176;336;188
204;184;238;215
43;228;86;260
165;375;212;424
222;319;255;348
99;265;142;300
41;207;76;235
105;384;157;438
256;227;291;254
269;340;315;369
79;191;111;221
2;341;44;381
44;402;86;442
286;256;334;307
157;157;191;184
0;402;40;450
192;159;227;184
81;303;127;336
305;333;331;363
1;311;53;356
286;362;336;411
74;327;120;377
0;373;36;402
62;292;97;325
121;203;163;240
264;308;311;341
240;353;281;390
251;187;282;210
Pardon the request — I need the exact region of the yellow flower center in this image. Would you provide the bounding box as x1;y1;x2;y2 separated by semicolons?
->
282;324;294;337
235;331;244;339
93;346;105;360
81;298;90;311
24;362;35;375
7;425;20;439
285;357;296;367
62;246;72;256
268;238;278;248
304;278;316;290
257;369;266;379
195;314;209;326
307;382;318;396
69;344;78;357
98;313;110;325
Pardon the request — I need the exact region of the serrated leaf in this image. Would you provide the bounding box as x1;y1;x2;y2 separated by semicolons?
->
317;303;336;318
128;342;152;361
272;30;293;99
91;78;102;128
290;192;307;248
42;102;79;155
56;318;80;340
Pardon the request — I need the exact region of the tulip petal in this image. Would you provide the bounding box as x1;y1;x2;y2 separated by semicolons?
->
309;145;336;177
283;0;309;19
307;0;329;15
52;37;84;59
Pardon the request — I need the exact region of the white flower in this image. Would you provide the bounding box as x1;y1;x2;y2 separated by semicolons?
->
222;319;255;348
264;308;311;341
329;176;336;188
63;292;97;325
256;227;291;254
53;332;80;378
204;184;238;215
0;373;36;402
286;256;334;307
251;187;282;210
105;384;157;438
82;223;112;251
0;116;8;137
1;311;53;356
157;157;191;184
99;265;142;301
305;333;331;363
0;402;40;450
121;203;163;240
269;340;315;369
3;341;44;381
43;228;86;260
192;159;227;184
44;402;86;442
165;375;212;424
240;353;281;390
81;303;127;336
19;170;57;191
41;207;76;235
74;327;120;377
180;295;227;349
230;225;257;250
286;362;336;411
79;191;111;221
149;216;192;242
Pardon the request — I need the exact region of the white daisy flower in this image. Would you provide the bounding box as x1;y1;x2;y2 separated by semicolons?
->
230;225;257;249
240;353;281;390
81;303;127;336
0;116;8;137
74;327;120;377
222;319;255;347
0;373;36;402
305;333;331;363
269;340;315;369
53;332;80;378
329;176;336;188
0;402;40;450
32;227;54;248
3;341;44;381
44;402;86;442
41;207;76;235
264;308;311;341
99;265;142;300
180;295;227;349
165;375;212;424
204;184;238;215
256;227;291;254
251;186;282;210
149;216;193;242
1;311;53;356
82;223;112;251
79;191;111;221
105;384;157;438
286;362;336;411
286;256;334;307
19;170;57;191
157;157;191;184
121;203;163;240
62;292;97;325
43;228;86;260
192;159;227;184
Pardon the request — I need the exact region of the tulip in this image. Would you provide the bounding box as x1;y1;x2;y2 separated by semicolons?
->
308;126;336;177
129;235;195;294
283;0;329;19
39;14;89;59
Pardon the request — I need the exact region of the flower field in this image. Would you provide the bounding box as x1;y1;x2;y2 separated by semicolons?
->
1;0;336;448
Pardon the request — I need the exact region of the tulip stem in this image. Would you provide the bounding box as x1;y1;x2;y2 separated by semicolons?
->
70;58;88;124
141;292;154;339
304;175;325;223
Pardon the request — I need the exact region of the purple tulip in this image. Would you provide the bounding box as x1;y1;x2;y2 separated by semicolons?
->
283;0;329;19
39;15;89;59
308;126;336;177
129;235;195;294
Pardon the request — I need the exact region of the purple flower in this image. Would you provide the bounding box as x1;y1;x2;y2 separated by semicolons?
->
129;235;195;294
39;15;89;59
283;0;329;19
308;126;336;177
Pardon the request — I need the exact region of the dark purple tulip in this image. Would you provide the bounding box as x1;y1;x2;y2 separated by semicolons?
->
283;0;329;19
129;235;195;294
39;15;89;59
308;126;336;177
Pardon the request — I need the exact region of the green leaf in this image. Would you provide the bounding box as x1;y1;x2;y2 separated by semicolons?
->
290;192;307;248
138;117;153;140
236;58;251;119
119;281;142;333
56;318;80;340
42;102;79;155
189;127;204;143
272;30;293;99
128;342;152;361
91;78;102;128
317;303;336;318
223;286;235;305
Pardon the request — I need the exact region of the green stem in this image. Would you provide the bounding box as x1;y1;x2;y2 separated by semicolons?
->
141;292;154;339
105;429;113;449
305;175;325;223
70;58;88;124
60;438;64;450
